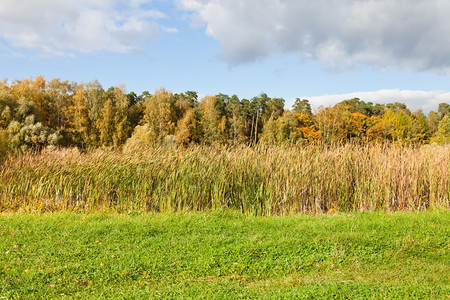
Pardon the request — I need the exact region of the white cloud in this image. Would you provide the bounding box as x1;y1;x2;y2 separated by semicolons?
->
0;0;169;56
162;26;179;33
178;0;450;73
303;90;450;113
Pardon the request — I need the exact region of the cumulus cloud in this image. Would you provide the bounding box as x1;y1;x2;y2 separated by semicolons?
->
178;0;450;72
0;0;174;55
304;90;450;113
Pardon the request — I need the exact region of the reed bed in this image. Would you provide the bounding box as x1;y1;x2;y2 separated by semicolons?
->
0;144;448;215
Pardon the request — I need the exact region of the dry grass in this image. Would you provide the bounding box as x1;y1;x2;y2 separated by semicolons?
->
0;144;448;215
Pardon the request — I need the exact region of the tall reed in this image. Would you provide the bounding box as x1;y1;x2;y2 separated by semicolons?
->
0;144;448;215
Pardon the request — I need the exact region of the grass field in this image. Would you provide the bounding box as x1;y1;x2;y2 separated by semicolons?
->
1;210;448;299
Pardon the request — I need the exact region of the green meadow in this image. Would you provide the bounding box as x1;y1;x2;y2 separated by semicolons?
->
1;211;448;299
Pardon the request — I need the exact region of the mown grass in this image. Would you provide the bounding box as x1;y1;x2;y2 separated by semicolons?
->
0;210;448;299
1;144;449;214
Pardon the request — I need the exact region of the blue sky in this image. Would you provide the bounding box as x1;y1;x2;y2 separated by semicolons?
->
1;0;450;112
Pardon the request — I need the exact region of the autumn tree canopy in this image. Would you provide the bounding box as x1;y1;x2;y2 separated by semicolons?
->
0;77;449;153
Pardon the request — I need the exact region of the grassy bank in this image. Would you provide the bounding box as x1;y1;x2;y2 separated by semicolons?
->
0;211;448;299
1;144;449;214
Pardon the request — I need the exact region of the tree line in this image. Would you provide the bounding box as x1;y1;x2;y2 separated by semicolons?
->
0;76;449;153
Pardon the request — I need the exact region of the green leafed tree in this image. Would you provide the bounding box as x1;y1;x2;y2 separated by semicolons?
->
293;98;312;115
314;103;347;144
432;115;450;145
125;88;178;148
427;111;440;135
438;103;449;119
260;110;302;145
46;78;73;130
6;115;61;152
226;95;248;144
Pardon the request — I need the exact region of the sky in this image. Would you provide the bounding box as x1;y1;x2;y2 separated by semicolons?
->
1;0;450;112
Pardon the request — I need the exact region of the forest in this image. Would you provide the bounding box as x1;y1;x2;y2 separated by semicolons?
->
0;76;449;157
